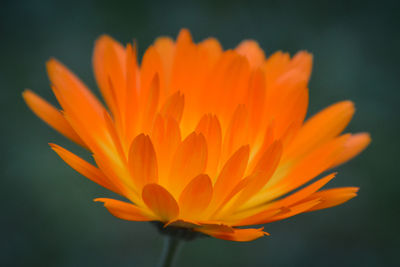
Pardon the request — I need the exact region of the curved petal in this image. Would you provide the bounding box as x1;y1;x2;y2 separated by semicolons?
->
196;225;268;242
95;198;154;221
22;90;85;147
160;91;185;123
128;134;158;190
195;114;222;179
213;145;249;206
142;183;179;221
236;40;265;69
50;143;121;194
332;133;371;167
178;174;213;218
303;187;359;212
167;132;207;196
93;35;126;120
285;101;355;160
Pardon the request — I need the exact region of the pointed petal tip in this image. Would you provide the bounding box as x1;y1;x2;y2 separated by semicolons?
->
48;142;56;148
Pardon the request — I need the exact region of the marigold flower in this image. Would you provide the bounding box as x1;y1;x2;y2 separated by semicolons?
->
23;29;370;242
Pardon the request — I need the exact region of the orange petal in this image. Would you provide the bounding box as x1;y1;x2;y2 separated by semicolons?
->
95;198;154;221
269;172;336;209
167;132;207;196
264;51;290;87
243;134;349;210
142;183;179;221
178;174;213;218
139;74;160;133
124;42;139;145
22;90;86;147
93;35;126;121
236;40;265;69
210;175;253;217
246;69;266;144
288;51;313;83
248;121;275;172
332;133;371;167
304;187;359;212
264;69;308;141
221;105;249;163
266;198;322;222
128;134;158;190
196;225;267;242
269;135;349;197
154;36;175;91
140;46;165;110
160;91;185;123
170;29;197;97
213;145;249;206
103;110;126;160
285;101;355;160
47;59;108;143
235;172;337;226
50;144;121;194
234;208;282;226
198;37;223;67
195;114;222;179
151;115;181;185
231;141;283;210
92;153;140;204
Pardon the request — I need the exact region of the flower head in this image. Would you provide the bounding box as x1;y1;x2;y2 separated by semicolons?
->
23;29;370;242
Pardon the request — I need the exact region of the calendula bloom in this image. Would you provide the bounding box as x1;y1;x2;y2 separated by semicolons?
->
23;29;370;242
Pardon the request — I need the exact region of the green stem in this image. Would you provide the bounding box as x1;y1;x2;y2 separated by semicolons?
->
158;236;182;267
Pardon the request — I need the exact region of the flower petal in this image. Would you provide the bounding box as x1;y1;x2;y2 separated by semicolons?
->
151;115;181;185
160;91;185;124
167;132;207;196
332;133;371;167
47;58;106;130
142;183;179;221
123;42;139;145
230;141;283;210
178;174;213;218
285;101;355;160
288;51;313;83
234;173;336;225
22;90;85;147
93;35;126;121
236;40;265;69
95;198;154;221
303;187;359;212
266;198;322;222
196;225;268;242
213;145;249;206
195;114;222;179
221;105;249;163
242;134;349;210
153;36;175;92
50;143;121;194
128;134;158;190
139;74;160;133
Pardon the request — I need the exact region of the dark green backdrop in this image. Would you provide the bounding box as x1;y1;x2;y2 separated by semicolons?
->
1;0;398;266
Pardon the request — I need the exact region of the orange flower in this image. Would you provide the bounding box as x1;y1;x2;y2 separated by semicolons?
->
23;29;370;242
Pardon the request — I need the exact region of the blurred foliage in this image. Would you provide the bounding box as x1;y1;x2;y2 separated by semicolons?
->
1;0;399;266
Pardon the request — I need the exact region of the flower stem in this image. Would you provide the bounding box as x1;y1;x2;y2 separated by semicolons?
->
158;236;182;267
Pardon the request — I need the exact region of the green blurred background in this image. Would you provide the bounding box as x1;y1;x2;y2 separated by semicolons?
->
1;0;399;266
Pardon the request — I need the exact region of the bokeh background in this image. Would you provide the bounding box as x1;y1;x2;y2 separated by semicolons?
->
1;0;399;266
